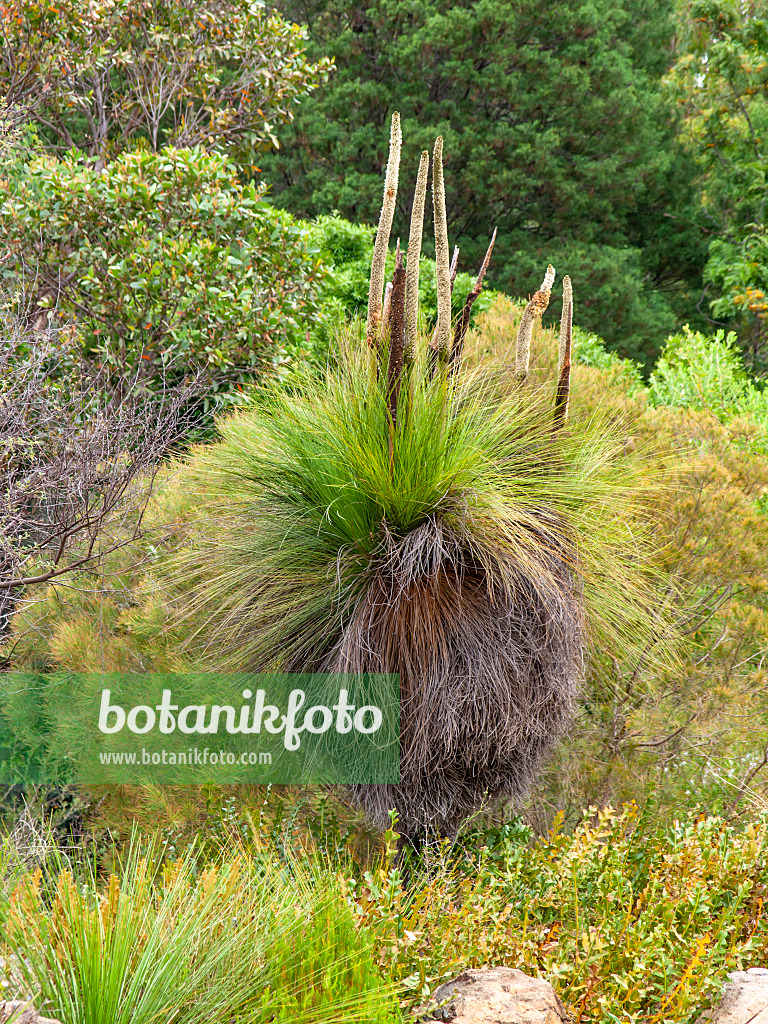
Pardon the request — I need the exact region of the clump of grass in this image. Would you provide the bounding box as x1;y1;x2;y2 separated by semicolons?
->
170;324;668;839
3;834;396;1024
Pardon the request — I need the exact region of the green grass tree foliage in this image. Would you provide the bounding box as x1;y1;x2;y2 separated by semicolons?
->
669;0;768;368
263;0;707;365
0;145;327;392
170;118;674;844
0;0;333;160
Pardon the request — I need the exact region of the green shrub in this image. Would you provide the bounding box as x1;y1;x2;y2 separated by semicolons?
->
0;0;332;160
169;326;663;680
649;325;768;429
0;146;327;396
572;324;646;395
362;804;768;1022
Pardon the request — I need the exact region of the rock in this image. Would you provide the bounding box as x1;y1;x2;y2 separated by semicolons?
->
426;966;571;1023
697;968;768;1024
0;1001;62;1024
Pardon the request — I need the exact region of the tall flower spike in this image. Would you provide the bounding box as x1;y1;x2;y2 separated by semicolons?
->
553;275;573;430
429;136;451;362
367;112;402;350
388;243;406;430
404;150;429;363
449;246;460;292
382;281;394;333
515;264;555;383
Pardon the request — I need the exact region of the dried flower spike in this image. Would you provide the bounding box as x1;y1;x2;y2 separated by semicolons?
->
367;112;402;349
429;136;451;362
554;275;573;429
515;264;555;383
404;150;429;363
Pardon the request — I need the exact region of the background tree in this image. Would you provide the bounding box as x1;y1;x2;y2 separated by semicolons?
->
0;0;333;161
262;0;707;366
669;0;768;370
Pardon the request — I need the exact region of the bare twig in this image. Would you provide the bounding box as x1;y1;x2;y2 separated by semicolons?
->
0;297;202;627
449;229;496;376
449;245;460;293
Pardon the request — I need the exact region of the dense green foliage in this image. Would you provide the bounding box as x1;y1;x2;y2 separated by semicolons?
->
261;0;707;365
365;805;768;1020
0;145;326;394
669;0;768;369
649;324;768;427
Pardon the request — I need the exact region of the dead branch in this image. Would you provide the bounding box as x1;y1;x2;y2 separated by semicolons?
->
449;229;496;376
0;296;202;628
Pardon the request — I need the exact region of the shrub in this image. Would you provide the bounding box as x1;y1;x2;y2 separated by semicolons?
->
0;0;332;159
0;294;199;632
361;804;768;1022
0;146;327;395
162;120;670;841
649;325;768;430
572;324;646;394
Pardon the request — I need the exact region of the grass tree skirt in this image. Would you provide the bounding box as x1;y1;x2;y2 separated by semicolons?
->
334;518;583;837
173;115;670;844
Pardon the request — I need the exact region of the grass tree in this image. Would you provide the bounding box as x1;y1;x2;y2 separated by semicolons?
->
174;116;672;846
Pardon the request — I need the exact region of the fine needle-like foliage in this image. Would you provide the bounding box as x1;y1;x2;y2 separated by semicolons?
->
171;343;668;840
168;125;674;843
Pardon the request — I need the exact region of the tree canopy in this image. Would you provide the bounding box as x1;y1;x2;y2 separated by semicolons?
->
0;0;333;160
669;0;768;370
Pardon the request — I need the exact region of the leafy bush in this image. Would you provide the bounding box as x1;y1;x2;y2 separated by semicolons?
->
649;325;768;430
361;804;768;1022
707;232;768;372
572;324;646;395
0;146;327;393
